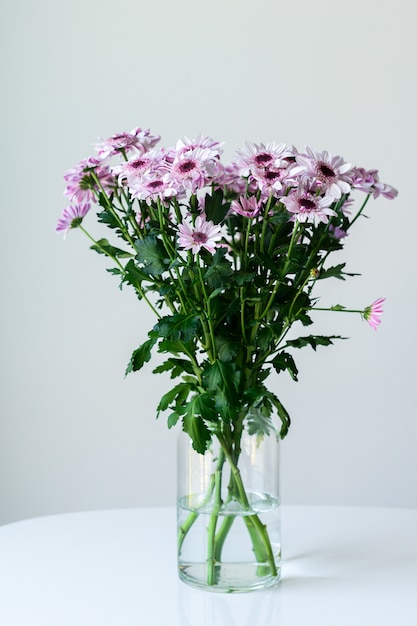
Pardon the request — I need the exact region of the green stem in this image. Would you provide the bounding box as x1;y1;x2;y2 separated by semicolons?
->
206;447;225;586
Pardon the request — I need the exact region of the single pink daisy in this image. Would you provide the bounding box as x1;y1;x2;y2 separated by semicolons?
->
56;202;90;235
94;127;160;159
293;147;352;200
230;196;262;218
63;157;114;204
178;215;222;254
281;186;336;225
112;154;153;186
174;135;224;159
351;167;398;200
236;141;294;177
363;298;385;330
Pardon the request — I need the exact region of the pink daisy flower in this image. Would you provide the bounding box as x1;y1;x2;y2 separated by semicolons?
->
63;158;115;204
363;298;385;330
112;154;153;186
236;141;294;177
230;196;262;218
293;147;353;200
166;147;223;193
174;135;224;159
351;167;398;199
56;202;90;235
178;215;222;254
94;127;160;159
281;186;336;225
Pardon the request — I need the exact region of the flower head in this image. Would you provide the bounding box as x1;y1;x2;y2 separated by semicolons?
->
281;186;337;225
63;157;114;204
294;147;353;200
95;127;160;159
166;146;223;193
351;167;398;200
363;298;385;330
56;202;90;235
230;196;262;219
178;215;222;254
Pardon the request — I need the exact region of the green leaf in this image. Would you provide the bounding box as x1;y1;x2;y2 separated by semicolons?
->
167;412;180;428
156;314;200;343
123;259;149;292
134;236;169;275
202;361;240;421
153;358;195;378
246;402;274;438
97;208;120;230
285;335;344;351
318;263;360;281
214;336;239;362
204;188;230;224
182;396;214;454
272;352;299;381
90;238;132;258
235;271;257;286
203;248;233;288
125;336;157;375
157;382;192;413
157;339;191;355
269;393;291;439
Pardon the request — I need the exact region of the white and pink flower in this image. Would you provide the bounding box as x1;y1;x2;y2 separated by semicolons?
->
293;147;353;200
281;186;337;225
63;157;115;204
230;196;262;219
95;127;160;159
56;202;90;235
363;298;385;330
178;215;223;254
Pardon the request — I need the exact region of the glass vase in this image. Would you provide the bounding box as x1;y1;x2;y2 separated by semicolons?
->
177;428;281;592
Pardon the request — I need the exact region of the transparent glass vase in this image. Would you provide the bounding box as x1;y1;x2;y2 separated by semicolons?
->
177;428;281;592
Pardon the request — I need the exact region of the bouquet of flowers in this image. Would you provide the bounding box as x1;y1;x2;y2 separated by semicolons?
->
57;127;397;589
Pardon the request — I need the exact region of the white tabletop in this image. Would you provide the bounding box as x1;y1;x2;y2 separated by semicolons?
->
0;505;416;626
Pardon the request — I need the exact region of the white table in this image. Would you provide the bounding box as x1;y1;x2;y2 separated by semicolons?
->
0;506;416;626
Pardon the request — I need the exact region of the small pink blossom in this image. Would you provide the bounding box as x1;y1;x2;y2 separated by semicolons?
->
112;154;153;186
329;225;348;240
281;186;336;225
351;167;398;200
63;157;115;204
166;147;223;193
178;215;222;254
56;202;90;235
95;127;160;159
175;135;224;159
293;147;353;200
230;196;262;218
363;298;385;330
236;141;294;177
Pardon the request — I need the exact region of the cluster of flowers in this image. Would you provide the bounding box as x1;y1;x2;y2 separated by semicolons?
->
57;127;397;329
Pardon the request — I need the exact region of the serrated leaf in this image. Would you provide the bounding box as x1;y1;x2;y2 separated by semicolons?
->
90;238;132;259
167;412;180;428
204;188;230;224
157;382;192;413
125;336;157;375
134;236;169;275
156;314;200;343
285;335;343;351
182;395;214;454
153;358;195;378
272;352;299;381
318;263;360;280
268;393;291;439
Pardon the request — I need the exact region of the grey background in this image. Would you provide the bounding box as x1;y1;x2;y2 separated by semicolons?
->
1;0;416;525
